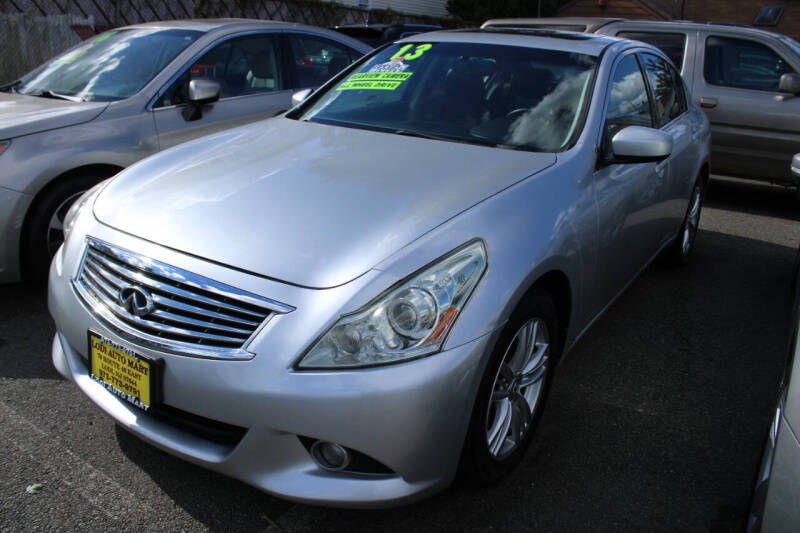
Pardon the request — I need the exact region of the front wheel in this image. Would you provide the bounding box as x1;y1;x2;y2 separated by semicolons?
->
460;290;561;484
22;173;105;281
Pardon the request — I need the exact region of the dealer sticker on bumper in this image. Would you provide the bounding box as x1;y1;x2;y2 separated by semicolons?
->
88;331;157;411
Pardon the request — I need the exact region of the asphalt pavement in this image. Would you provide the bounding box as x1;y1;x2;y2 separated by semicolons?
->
1;177;798;532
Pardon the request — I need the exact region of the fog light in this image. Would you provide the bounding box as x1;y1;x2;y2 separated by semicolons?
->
310;440;351;471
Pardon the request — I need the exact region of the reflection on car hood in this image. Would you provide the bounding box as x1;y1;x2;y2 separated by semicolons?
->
0;93;107;138
95;118;555;288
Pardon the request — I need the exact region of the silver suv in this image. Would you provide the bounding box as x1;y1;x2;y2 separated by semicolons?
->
482;18;800;186
0;19;369;282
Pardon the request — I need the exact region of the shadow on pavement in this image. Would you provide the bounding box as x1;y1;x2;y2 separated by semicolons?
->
706;177;800;222
0;281;60;380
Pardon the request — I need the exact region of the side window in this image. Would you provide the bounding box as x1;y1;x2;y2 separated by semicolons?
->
640;53;685;125
616;32;687;70
604;54;653;148
155;34;282;108
288;35;360;88
704;35;796;91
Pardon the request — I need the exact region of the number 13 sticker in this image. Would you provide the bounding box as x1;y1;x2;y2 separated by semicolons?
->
390;43;433;62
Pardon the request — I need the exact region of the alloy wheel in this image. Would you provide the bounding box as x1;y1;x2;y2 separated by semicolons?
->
681;186;702;256
485;317;550;459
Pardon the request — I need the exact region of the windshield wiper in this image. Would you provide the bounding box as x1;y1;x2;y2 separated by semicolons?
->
0;80;21;93
392;129;459;142
30;90;84;102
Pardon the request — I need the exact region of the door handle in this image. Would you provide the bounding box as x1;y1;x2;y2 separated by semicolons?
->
699;96;718;109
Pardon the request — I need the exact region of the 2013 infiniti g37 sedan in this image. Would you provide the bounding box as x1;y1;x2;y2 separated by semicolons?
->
48;29;710;507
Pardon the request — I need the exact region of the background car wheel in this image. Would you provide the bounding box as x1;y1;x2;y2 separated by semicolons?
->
22;172;105;281
460;289;561;485
664;180;704;266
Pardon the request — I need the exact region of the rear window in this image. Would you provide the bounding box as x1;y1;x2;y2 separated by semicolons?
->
616;32;687;70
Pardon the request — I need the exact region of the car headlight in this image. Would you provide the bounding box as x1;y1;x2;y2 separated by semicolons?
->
298;240;487;369
63;179;109;243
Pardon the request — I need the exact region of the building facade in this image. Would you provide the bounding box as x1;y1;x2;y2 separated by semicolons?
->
323;0;449;18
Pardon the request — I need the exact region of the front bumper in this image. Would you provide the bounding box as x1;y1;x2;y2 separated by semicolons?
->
48;230;495;508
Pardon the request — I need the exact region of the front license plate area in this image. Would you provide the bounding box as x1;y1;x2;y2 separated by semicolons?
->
88;331;162;411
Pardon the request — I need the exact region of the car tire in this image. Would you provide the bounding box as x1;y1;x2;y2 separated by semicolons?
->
22;173;105;281
460;289;561;485
663;180;704;266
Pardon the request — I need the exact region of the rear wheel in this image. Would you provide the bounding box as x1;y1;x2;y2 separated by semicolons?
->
22;172;105;281
461;290;561;484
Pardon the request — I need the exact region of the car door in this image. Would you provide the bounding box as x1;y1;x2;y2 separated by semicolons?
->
593;52;664;308
693;31;800;183
284;32;363;90
151;32;293;151
639;52;694;239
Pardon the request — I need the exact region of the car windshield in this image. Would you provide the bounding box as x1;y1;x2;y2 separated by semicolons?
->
294;41;598;152
13;28;201;102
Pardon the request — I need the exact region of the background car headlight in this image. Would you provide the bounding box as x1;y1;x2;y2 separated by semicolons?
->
63;179;109;243
298;240;487;369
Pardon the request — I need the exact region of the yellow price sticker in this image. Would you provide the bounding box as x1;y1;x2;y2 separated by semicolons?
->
337;71;414;91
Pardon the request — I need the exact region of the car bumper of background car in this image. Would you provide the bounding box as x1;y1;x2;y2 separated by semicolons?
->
0;185;32;284
48;233;495;508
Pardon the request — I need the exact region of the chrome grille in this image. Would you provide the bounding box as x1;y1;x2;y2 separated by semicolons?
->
73;237;293;359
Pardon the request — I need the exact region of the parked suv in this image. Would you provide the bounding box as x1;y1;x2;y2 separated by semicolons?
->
482;18;800;186
0;19;369;282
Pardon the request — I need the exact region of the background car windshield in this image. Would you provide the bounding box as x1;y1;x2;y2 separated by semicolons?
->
16;29;201;101
297;41;598;152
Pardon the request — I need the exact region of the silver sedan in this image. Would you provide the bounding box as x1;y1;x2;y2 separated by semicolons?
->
0;19;369;282
48;29;710;507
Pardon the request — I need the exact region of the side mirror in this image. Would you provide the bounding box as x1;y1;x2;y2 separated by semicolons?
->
792;153;800;183
182;79;221;122
291;88;314;108
779;73;800;95
609;126;673;163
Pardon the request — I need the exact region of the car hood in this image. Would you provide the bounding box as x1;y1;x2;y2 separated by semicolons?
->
95;118;556;288
0;92;107;139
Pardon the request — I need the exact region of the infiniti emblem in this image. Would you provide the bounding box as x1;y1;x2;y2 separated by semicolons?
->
117;285;155;317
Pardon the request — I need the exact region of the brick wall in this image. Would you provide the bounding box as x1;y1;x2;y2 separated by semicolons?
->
685;1;800;42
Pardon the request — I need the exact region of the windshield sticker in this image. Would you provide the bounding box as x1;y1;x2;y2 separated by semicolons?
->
337;71;413;91
369;61;410;73
390;43;432;62
93;31;118;44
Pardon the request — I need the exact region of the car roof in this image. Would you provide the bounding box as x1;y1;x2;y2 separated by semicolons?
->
118;18;372;52
482;16;793;41
481;17;624;32
401;28;619;56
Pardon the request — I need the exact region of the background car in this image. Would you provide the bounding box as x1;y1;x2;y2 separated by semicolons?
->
48;29;709;507
481;18;800;187
0;19;370;282
330;23;442;47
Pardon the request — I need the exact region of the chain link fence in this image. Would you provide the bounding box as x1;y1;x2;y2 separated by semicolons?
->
1;0;452;82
